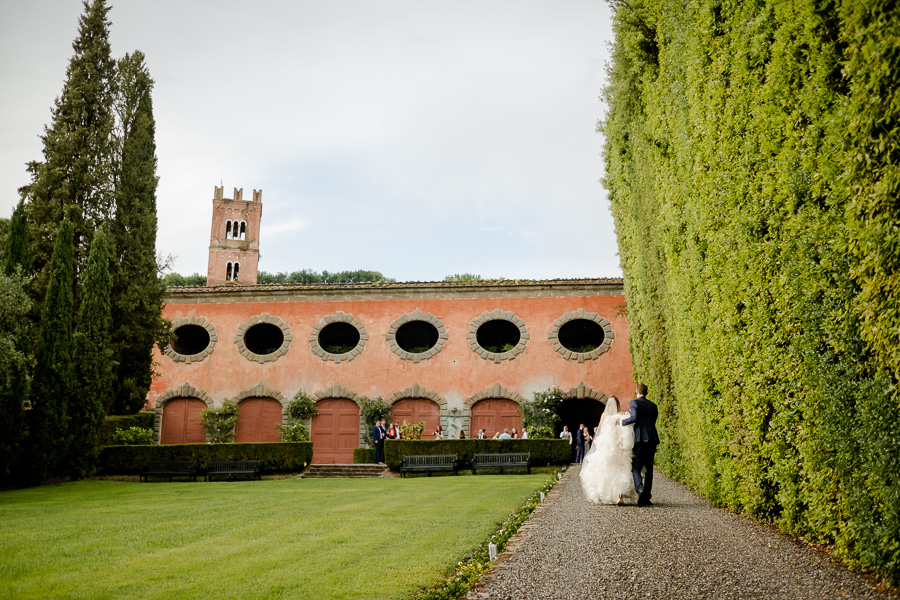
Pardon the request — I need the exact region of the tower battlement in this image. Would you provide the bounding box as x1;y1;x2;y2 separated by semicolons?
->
206;185;263;286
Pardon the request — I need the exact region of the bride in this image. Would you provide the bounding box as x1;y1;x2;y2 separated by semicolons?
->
580;395;636;504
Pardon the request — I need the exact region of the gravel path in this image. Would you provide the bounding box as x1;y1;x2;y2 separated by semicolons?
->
467;465;894;600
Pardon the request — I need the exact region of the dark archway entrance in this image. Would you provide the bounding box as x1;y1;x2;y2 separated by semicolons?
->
557;397;606;460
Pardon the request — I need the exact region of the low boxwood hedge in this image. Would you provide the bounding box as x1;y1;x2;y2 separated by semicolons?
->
98;412;155;446
98;442;313;475
353;448;375;464
384;439;570;471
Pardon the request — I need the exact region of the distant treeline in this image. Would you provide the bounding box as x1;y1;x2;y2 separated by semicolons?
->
603;0;899;586
163;269;394;287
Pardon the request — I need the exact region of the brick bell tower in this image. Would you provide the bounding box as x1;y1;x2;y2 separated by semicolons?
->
207;186;262;286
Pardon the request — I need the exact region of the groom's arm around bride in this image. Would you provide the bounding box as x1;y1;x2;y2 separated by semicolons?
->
621;383;660;506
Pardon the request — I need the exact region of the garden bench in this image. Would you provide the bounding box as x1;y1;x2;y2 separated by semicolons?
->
472;452;531;474
206;460;262;481
140;461;198;482
399;454;459;477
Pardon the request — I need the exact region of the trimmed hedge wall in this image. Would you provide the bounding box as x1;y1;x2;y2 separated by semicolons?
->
354;448;375;464
602;0;900;585
384;439;570;471
97;442;313;475
98;412;155;446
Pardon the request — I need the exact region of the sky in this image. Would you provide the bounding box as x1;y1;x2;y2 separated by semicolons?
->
0;0;620;282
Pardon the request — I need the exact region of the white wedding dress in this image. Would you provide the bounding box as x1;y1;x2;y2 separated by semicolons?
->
580;400;637;504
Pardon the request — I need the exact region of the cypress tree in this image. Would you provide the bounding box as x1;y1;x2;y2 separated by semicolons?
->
24;0;116;305
2;198;32;277
28;217;75;482
109;51;167;415
0;269;32;485
69;229;113;477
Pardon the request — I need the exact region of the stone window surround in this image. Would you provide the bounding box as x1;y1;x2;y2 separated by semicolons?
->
164;316;217;364
308;312;369;364
466;309;530;363
547;309;615;362
385;309;448;362
234;313;293;363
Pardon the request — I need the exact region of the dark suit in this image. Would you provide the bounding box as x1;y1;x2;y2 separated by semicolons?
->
575;428;585;463
621;396;659;504
373;424;385;464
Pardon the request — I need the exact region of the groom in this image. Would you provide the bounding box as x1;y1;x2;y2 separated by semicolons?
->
621;383;659;506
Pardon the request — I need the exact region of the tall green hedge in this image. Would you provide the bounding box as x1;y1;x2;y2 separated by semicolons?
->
602;0;900;584
384;439;570;471
97;442;313;475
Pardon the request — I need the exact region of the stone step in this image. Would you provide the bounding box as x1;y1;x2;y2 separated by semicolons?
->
303;464;391;478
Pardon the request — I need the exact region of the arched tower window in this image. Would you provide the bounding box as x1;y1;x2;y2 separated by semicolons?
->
233;262;240;281
226;262;233;281
240;221;247;240
232;220;240;239
225;220;233;239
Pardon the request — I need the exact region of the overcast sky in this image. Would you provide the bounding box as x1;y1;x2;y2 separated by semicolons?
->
0;0;619;282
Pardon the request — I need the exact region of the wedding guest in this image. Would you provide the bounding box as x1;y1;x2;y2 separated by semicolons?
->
434;425;444;440
492;431;501;439
387;422;398;440
511;427;519;439
393;421;402;440
477;428;487;439
575;423;586;463
458;430;466;439
521;427;529;439
499;428;512;440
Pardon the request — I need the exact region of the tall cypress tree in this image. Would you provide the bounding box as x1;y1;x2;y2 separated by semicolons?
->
2;198;32;277
28;217;75;482
69;229;113;477
109;51;167;415
24;0;116;305
0;269;32;485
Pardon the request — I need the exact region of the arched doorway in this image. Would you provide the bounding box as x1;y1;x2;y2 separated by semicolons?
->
235;397;283;443
471;398;522;438
391;398;440;439
311;398;360;463
160;398;207;444
558;397;606;459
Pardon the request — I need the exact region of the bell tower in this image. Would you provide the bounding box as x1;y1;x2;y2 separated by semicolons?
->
206;186;262;286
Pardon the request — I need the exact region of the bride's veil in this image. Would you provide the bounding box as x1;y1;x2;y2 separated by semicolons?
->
584;396;619;461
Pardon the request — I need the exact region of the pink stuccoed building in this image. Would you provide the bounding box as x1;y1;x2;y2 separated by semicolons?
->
148;186;634;464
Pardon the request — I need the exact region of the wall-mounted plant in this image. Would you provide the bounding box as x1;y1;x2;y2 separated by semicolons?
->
199;399;239;443
276;391;318;441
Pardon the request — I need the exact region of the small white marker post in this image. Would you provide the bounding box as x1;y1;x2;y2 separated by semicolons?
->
540;491;545;502
488;542;498;561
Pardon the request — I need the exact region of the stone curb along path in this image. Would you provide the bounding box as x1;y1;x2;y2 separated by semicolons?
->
466;465;895;600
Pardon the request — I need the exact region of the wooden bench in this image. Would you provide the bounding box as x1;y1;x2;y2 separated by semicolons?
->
399;454;459;477
206;460;262;481
140;461;198;482
472;452;531;475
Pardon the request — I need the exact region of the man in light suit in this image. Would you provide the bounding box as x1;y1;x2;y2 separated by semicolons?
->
621;383;660;506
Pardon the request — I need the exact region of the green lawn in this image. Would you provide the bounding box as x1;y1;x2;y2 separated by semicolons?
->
0;474;548;599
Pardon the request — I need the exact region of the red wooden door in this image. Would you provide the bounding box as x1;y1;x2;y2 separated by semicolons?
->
311;398;360;463
471;398;522;438
235;397;283;443
160;398;207;444
391;398;440;439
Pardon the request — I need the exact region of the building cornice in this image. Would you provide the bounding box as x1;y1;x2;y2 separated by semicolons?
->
164;278;625;303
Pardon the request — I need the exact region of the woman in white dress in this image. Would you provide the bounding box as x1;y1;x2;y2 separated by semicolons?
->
580;396;637;504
